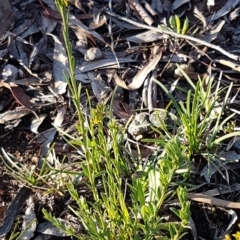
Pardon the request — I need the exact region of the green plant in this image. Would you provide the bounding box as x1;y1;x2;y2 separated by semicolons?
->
169;15;189;35
6;217;37;240
0;147;75;195
51;101;188;238
55;0;82;122
154;66;240;163
40;3;192;239
158;14;198;36
1;148;47;188
8;217;21;240
1;0;239;239
44;115;191;239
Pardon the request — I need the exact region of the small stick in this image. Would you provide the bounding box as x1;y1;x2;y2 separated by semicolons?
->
104;10;240;62
188;192;240;209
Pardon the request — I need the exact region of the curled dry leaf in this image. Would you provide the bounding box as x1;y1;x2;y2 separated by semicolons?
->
194;6;207;28
37;128;57;156
54;104;67;127
0;107;31;124
69;14;106;44
89;11;107;30
114;52;162;90
127;30;164;43
30;114;47;134
147;70;157;111
69;0;85;11
128;0;154;26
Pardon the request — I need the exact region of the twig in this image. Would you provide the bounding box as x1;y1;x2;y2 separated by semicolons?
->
104;10;240;62
187;192;240;209
166;192;240;209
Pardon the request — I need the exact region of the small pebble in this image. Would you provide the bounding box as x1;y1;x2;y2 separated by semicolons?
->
84;47;103;61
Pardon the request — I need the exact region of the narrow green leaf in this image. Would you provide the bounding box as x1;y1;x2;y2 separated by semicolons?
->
169;15;176;30
175;15;181;34
181;17;189;35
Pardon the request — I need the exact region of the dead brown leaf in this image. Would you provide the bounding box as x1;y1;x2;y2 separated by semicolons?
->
113;100;135;120
128;0;154;26
39;1;62;21
0;107;31;124
114;50;162;90
0;81;38;119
